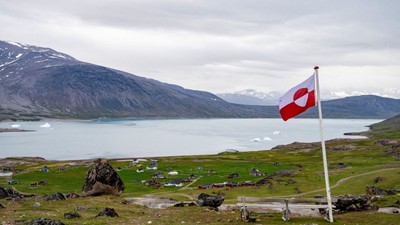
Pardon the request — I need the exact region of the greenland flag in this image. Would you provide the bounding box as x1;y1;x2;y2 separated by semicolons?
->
279;74;316;121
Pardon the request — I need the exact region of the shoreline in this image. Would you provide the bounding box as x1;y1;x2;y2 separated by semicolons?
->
0;118;377;161
0;128;34;133
0;136;369;163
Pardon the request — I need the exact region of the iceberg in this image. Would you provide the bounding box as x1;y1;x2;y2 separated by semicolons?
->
40;122;51;128
263;137;272;141
11;124;21;128
252;138;261;142
273;131;281;135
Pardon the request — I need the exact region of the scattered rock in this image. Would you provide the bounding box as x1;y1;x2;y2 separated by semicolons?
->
0;157;45;167
96;207;119;217
382;144;400;158
366;185;400;195
0;203;5;208
76;206;89;210
65;192;80;199
43;192;66;201
256;177;272;186
82;159;125;196
173;201;197;207
0;187;35;199
375;139;399;146
196;193;224;209
287;179;296;184
27;218;65;225
30;180;48;187
33;202;41;208
333;194;378;212
227;173;239;179
329;145;356;151
272;141;320;150
374;177;384;184
64;211;81;219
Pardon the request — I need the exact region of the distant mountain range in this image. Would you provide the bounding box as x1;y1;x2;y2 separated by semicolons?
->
0;40;399;120
217;89;400;106
217;89;282;106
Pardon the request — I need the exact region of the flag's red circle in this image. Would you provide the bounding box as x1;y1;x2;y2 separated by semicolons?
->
293;88;308;101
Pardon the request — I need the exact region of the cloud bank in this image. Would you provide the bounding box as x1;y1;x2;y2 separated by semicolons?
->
1;0;399;96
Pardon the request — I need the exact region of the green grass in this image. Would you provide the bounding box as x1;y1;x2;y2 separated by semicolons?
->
1;115;400;224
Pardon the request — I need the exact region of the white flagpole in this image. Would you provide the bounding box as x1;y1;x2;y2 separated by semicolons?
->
314;66;334;222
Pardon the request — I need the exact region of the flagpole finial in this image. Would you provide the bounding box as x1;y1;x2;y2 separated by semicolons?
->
314;66;319;70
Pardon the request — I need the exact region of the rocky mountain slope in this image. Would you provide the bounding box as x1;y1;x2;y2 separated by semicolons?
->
0;41;276;119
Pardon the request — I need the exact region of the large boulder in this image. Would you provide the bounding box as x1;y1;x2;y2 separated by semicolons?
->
196;193;224;209
82;159;125;196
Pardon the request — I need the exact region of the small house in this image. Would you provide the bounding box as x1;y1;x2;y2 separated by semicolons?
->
168;171;178;175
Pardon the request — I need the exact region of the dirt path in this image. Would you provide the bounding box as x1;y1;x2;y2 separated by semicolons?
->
180;175;202;191
276;167;399;198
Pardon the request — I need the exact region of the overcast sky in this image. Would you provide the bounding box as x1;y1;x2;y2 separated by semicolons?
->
1;0;399;97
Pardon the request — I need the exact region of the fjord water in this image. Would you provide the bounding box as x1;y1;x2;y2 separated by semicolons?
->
0;118;380;160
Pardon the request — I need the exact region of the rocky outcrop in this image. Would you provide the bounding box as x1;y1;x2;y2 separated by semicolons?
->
375;139;399;146
272;141;320;150
0;187;34;199
27;218;65;225
65;192;80;199
96;207;119;217
82;159;125;196
196;193;224;209
64;211;81;219
43;192;66;201
329;144;357;151
333;194;378;212
383;144;400;158
366;185;400;195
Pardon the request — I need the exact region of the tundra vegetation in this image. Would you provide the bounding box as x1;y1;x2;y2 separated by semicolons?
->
1;115;399;224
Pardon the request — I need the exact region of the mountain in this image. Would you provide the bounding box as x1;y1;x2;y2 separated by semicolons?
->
0;41;277;119
217;89;281;106
299;95;400;119
218;89;400;106
0;40;399;120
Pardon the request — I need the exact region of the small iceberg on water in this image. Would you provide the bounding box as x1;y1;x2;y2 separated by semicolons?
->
40;122;51;128
11;124;21;128
273;131;280;135
263;137;272;141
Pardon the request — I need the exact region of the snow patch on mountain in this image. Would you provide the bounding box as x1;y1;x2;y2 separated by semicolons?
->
218;88;400;106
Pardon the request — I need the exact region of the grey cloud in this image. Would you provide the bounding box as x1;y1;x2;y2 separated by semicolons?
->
0;0;399;94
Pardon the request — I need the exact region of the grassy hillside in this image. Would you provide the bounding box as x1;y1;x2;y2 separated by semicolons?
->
1;115;400;224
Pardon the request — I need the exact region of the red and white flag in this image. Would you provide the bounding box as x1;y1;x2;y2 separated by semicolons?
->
279;74;316;121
